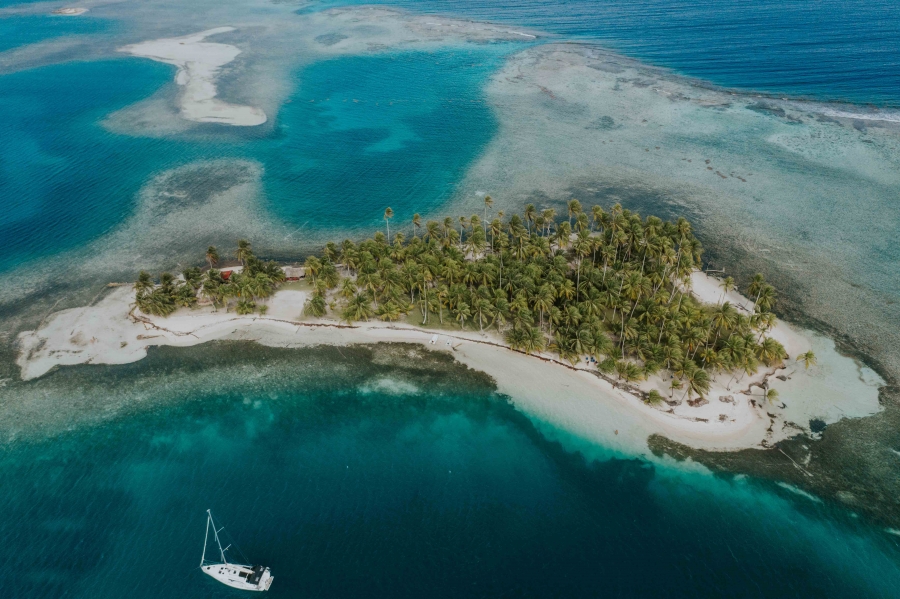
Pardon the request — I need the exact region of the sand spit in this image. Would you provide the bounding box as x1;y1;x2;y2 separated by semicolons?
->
16;273;881;456
118;27;266;126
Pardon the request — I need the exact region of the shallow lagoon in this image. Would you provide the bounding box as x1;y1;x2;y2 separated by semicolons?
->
0;48;501;275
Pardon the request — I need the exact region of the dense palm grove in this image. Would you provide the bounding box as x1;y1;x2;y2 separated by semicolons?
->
135;201;789;401
135;240;285;316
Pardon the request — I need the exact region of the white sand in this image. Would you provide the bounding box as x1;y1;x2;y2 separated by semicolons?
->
683;271;882;438
16;274;882;456
118;28;267;127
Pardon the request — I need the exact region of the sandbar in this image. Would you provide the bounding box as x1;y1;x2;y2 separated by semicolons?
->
118;27;267;126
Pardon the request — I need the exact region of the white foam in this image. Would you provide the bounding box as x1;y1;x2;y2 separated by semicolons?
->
776;482;823;504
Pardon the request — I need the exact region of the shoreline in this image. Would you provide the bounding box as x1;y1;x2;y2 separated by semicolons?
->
118;28;267;127
16;271;882;456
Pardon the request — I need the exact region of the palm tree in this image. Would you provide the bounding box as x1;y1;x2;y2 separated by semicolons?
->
747;273;766;303
235;240;252;265
756;337;787;366
567;199;581;226
756;285;777;312
304;295;327;317
682;366;710;401
719;276;735;304
384;207;394;238
135;271;153;297
483;195;492;233
376;301;403;322
206;246;219;269
762;387;779;404
668;378;683;400
412;213;422;237
797;350;817;369
455;301;471;328
645;389;664;406
339;277;358;299
615;360;643;383
304;255;322;282
343;293;374;322
524;203;536;234
520;326;545;354
472;299;494;332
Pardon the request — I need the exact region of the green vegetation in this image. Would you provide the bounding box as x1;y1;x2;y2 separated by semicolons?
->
135;241;285;316
135;202;788;400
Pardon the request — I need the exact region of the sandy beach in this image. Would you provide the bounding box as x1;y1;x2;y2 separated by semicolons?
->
118;28;267;126
16;271;882;456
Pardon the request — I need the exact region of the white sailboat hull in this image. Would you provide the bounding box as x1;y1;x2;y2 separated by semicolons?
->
202;564;274;591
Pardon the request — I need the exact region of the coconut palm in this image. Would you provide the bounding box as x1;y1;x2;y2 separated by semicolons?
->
206;246;219;269
343;293;374;322
719;276;735;304
304;294;327;317
235;240;252;265
682;365;710;401
755;285;777;312
756;337;787;366
384;207;394;238
304;255;322;282
762;387;779;404
747;273;766;303
567;199;581;226
646;389;664;406
668;378;683;399
454;301;471;328
135;271;153;296
797;350;817;369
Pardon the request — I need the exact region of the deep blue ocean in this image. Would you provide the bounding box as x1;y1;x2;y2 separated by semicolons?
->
2;2;900;597
1;345;899;599
322;0;900;106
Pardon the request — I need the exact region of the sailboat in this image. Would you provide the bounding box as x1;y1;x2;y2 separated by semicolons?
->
200;510;274;592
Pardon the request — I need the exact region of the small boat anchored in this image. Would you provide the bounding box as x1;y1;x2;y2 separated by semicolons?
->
200;510;274;592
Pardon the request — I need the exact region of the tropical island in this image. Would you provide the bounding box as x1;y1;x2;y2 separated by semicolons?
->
137;201;796;402
17;202;881;454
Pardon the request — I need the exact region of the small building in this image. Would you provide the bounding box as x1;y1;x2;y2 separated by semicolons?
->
282;266;305;281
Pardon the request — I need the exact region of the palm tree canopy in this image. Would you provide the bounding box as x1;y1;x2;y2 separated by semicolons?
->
138;204;784;402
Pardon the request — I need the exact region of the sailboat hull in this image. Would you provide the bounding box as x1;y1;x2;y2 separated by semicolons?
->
202;564;274;591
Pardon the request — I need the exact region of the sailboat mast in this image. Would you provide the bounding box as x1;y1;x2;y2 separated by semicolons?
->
209;510;228;564
200;511;210;566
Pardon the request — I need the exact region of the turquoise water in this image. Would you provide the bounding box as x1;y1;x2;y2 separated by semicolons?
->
260;50;500;231
0;50;499;273
0;59;210;269
1;345;898;598
0;14;109;52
